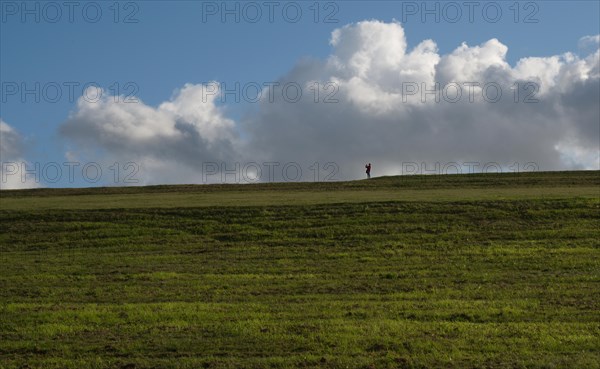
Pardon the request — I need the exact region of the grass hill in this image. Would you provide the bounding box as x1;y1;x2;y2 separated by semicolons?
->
1;171;599;368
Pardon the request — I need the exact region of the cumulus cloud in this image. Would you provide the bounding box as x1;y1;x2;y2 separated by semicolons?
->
59;21;599;183
60;84;239;185
245;21;599;177
1;119;22;160
579;35;600;52
1;119;41;189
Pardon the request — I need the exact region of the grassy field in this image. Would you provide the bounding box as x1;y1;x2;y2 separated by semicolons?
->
1;171;599;368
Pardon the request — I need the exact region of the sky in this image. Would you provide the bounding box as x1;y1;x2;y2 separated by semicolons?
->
1;0;599;188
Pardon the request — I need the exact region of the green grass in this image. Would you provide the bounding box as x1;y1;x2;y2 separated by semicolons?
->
1;171;599;368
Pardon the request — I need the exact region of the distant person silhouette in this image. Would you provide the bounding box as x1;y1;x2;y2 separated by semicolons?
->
365;163;371;179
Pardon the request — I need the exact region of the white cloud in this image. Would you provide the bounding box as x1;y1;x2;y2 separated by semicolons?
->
579;35;600;50
436;38;510;85
244;21;599;178
60;84;238;185
59;21;600;184
1;119;41;189
1;119;22;160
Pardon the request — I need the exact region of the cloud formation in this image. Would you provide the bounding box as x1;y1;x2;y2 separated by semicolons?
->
60;21;599;184
60;84;238;184
1;119;41;189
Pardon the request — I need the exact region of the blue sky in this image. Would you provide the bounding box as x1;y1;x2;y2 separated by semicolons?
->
1;1;599;187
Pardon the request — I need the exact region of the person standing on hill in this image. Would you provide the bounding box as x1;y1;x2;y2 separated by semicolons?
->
365;163;371;179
